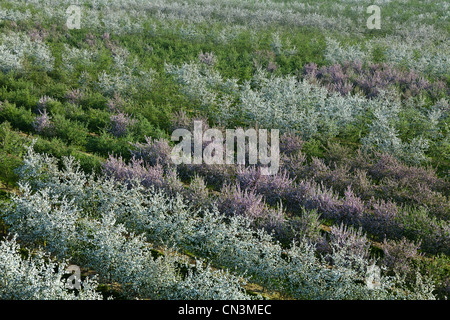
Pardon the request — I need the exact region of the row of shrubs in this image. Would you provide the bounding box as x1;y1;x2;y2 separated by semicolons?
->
1;146;440;300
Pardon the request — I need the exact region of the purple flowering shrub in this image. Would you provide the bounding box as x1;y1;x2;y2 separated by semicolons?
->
102;154;166;190
382;237;422;275
283;143;449;220
106;93;126;113
32;109;52;134
236;166;293;206
109;112;136;137
35;95;52;113
217;183;284;229
302;61;449;100
327;223;371;271
131;136;173;168
65;88;83;105
198;51;217;66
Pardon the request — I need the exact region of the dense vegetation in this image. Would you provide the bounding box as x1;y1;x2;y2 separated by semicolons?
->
0;0;448;300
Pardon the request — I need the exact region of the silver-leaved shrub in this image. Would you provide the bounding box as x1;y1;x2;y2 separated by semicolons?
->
0;32;54;73
0;236;102;300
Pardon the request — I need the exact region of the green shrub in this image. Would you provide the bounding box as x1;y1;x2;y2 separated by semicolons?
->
51;114;89;146
0;102;35;132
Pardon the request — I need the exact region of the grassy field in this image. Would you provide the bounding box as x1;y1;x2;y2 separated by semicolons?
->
0;0;449;300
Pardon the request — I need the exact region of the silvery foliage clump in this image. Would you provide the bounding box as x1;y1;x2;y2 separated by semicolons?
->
96;67;154;98
0;236;102;300
4;145;252;300
170;260;251;300
324;38;368;65
238;68;372;139
361;92;430;165
376;32;450;78
101;7;144;35
166;62;366;138
3;183;80;258
106;45;155;96
96;71;135;97
76;210;250;300
325;36;450;78
270;32;297;56
8;146;437;300
0;32;54;73
62;44;100;73
62;42;154;97
165;62;240;122
0;7;32;22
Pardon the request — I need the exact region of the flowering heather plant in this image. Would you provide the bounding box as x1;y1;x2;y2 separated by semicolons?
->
301;146;449;217
369;153;443;190
36;95;52;113
279;131;304;156
303;60;449;100
32;109;52;134
329;223;371;262
109;112;136;137
65;88;83;105
236;165;293;206
266;61;278;73
382;238;422;275
106;92;125;113
337;186;366;226
252;49;277;71
131;136;173;168
217;183;267;222
198;51;217;66
85;33;96;48
28;27;49;42
102;154;165;190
